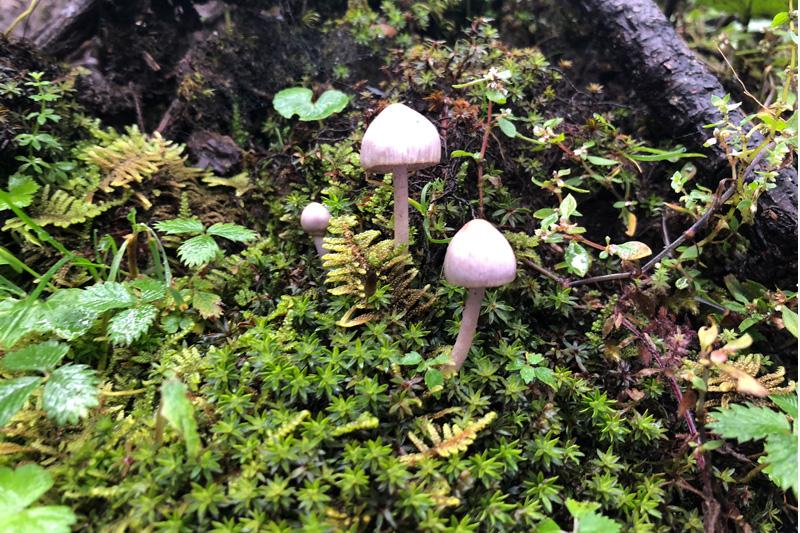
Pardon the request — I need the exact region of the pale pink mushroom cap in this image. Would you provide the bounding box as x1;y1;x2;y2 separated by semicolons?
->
443;219;517;288
359;103;441;173
300;202;331;236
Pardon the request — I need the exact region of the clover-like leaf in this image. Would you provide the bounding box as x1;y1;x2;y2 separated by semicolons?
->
107;305;158;346
2;341;68;372
42;364;99;425
178;235;220;268
0;175;39;211
273;87;349;121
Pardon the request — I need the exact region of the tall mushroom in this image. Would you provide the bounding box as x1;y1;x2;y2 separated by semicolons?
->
301;202;331;257
360;103;441;246
443;219;517;370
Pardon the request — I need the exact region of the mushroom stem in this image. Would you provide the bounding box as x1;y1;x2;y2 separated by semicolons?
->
392;166;409;245
451;287;485;370
312;235;326;257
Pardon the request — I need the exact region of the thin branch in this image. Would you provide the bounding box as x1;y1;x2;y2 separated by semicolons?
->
476;99;493;219
568;271;633;287
522;258;568;286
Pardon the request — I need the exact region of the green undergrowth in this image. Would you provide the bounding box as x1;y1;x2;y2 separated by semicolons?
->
0;3;797;531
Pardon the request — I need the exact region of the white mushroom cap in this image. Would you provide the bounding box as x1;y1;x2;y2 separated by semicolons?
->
443;219;517;288
360;103;441;173
300;202;331;235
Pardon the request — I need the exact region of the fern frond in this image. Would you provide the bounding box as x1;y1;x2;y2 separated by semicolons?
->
400;412;497;466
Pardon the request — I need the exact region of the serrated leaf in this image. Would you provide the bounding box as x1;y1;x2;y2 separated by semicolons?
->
41;289;99;341
533;367;557;390
178;235;220;268
761;431;798;494
609;241;652;261
160;378;201;457
565;241;592;277
781;306;797;338
2;341;68;372
154;218;205;235
129;278;166;303
272;87;349;121
42;364;99;425
192;291;223;319
0;377;41;427
707;404;789;443
770;394;798;419
519;365;536;384
0;464;75;533
79;282;136;313
206;223;258;243
107;305;158;346
0;299;49;350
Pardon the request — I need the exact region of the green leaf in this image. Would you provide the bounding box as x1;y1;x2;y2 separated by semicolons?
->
41;289;99;341
564;241;592;277
155;218;205;235
2;341;68;372
397;352;423;366
535;518;563;533
559;194;578;219
770;394;798;419
192;291;223;319
532;367;557;390
450;150;482;160
519;365;536;384
272;87;349;121
707;404;790;443
694;0;786;18
0;377;41;427
0;176;39;211
107;305;158;346
0;299;49;350
485;89;507;104
42;364;99;425
566;499;621;533
80;282;136;313
609;241;653;261
206;223;258;243
160;378;201;457
424;368;444;390
0;464;76;533
761;431;798;494
586;155;619;166
0;506;77;533
497;117;517;138
129;278;166;303
178;235;220;268
781;306;797;338
772;11;790;27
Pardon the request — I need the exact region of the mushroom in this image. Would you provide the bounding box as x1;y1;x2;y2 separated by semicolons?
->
360;103;441;246
301;202;331;257
443;219;517;370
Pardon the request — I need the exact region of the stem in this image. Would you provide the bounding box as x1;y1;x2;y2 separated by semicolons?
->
312;235;326;257
450;287;485;370
393;166;410;245
4;0;39;37
476;100;493;219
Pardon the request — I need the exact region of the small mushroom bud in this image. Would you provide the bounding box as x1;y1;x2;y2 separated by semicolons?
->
360;103;441;246
443;219;516;370
301;202;331;257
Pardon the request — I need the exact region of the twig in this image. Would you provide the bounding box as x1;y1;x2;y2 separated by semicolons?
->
568;271;633;287
129;83;146;132
476;99;493;218
523;258;568;286
4;0;39;36
619;316;706;470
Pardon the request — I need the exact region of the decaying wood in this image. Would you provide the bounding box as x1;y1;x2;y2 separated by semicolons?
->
576;0;797;287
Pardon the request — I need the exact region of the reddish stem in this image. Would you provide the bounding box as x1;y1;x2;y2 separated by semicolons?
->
476;99;493;219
